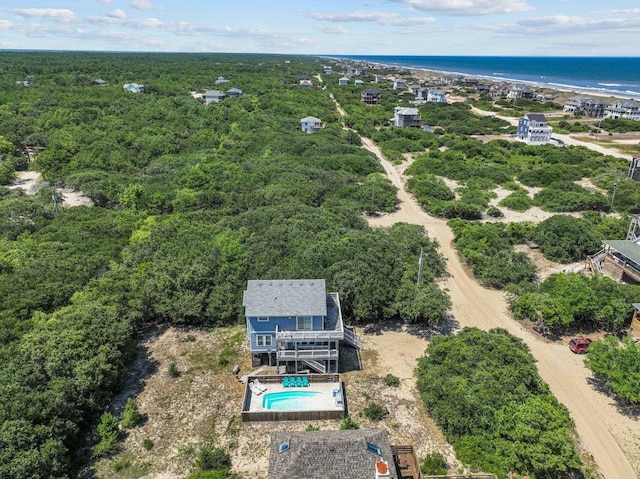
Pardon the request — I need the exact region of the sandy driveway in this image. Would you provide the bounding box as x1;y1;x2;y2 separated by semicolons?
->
360;137;640;479
7;170;93;207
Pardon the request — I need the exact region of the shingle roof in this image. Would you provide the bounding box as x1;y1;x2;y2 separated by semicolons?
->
204;90;226;97
603;240;640;264
526;113;547;123
301;116;321;123
243;279;327;318
268;429;398;479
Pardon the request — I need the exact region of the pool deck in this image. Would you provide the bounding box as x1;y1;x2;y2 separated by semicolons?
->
241;374;345;422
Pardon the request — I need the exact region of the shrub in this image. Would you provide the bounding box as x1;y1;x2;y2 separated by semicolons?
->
142;438;154;450
196;446;231;472
340;416;360;430
120;398;141;429
168;361;180;378
92;412;120;458
364;402;389;422
305;424;320;431
384;373;400;387
421;452;448;475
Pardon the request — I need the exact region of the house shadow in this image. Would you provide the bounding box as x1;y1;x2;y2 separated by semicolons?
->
586;375;640;419
361;313;460;342
339;341;362;373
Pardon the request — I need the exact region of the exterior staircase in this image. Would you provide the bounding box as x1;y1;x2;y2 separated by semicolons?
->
344;328;362;350
587;249;606;272
301;359;326;374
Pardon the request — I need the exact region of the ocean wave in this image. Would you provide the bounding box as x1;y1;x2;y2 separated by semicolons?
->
599;83;623;87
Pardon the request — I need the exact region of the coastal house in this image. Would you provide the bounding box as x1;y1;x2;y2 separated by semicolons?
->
587;215;640;284
123;83;144;93
427;90;446;103
268;430;408;479
300;116;324;134
242;279;361;372
214;76;230;85
339;76;350;85
393;78;407;90
563;97;606;118
361;88;381;105
299;79;313;88
203;90;226;105
507;84;535;100
414;87;429;102
516;113;553;144
354;79;364;86
605;100;640;121
477;84;491;95
92;79;107;86
393;107;421;128
489;83;510;98
15;80;31;87
226;87;243;98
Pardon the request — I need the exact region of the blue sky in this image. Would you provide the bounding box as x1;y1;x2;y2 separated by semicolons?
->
1;0;639;55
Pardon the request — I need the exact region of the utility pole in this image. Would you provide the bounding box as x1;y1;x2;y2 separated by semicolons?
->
417;248;427;286
611;181;618;211
51;187;59;215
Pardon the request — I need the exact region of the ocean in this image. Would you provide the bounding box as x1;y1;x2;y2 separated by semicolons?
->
338;55;640;99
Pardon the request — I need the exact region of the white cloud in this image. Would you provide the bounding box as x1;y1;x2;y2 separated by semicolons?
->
107;9;127;19
310;10;435;26
129;0;157;9
94;0;114;4
0;20;15;29
317;24;349;34
390;0;533;15
13;8;80;24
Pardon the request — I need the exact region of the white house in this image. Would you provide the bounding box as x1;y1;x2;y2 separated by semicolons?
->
516;113;553;144
605;100;640;121
338;77;349;85
203;90;226;105
123;83;144;93
214;76;230;85
300;116;324;133
393;78;407;90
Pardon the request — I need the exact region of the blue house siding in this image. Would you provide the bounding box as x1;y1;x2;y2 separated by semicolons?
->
247;314;324;352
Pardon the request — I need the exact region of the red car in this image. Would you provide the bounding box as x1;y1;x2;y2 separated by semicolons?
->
569;338;593;354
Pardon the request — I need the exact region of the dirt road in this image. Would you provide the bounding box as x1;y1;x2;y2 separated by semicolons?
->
360;137;640;479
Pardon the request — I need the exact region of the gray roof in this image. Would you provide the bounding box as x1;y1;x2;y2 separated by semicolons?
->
204;90;226;97
395;107;419;116
526;113;547;123
362;88;380;95
603;240;640;264
301;116;321;123
243;279;327;318
268;429;398;479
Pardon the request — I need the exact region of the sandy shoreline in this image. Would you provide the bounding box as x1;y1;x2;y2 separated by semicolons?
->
337;56;639;101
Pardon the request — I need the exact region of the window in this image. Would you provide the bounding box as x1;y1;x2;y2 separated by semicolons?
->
297;316;313;330
257;316;269;322
256;335;272;347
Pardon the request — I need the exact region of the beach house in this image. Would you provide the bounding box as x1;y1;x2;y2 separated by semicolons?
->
605;100;640;121
203;90;226;105
268;430;406;479
361;88;381;105
300;116;324;133
516;113;553;144
123;83;144;93
427;90;446;103
339;76;350;85
393;78;407;90
587;215;640;284
242;279;361;372
563;97;606;118
393;107;421;128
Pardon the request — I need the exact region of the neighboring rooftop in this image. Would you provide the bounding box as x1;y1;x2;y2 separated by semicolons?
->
268;429;398;479
243;279;327;318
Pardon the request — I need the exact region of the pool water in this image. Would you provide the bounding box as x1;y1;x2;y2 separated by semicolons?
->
262;391;323;411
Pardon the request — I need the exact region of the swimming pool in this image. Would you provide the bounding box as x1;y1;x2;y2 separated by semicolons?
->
262;391;323;411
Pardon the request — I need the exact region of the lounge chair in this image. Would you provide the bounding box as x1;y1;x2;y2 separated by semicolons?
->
249;381;263;396
254;379;268;393
301;376;309;387
282;376;290;387
295;376;303;387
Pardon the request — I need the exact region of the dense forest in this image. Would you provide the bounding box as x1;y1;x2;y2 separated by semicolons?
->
0;52;451;477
